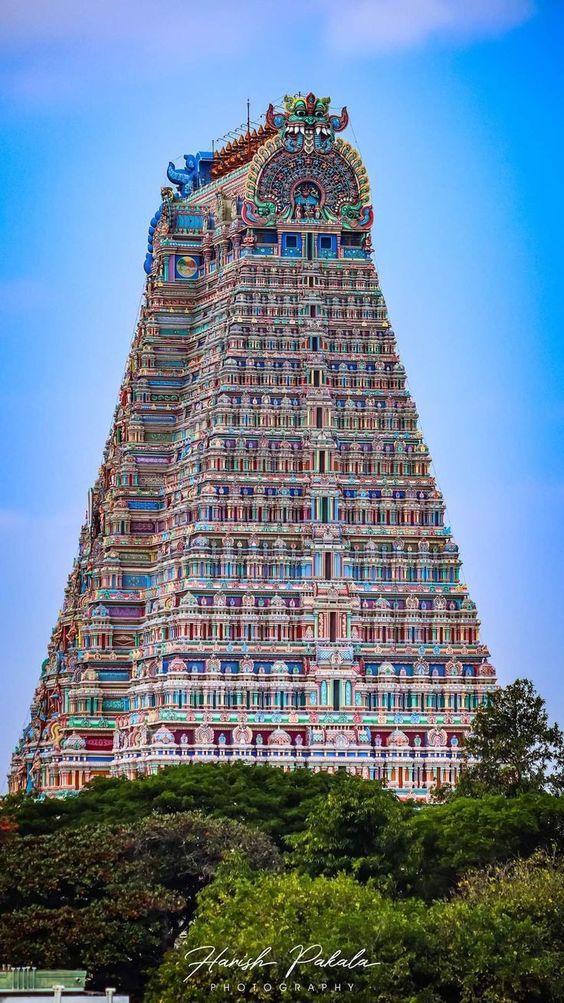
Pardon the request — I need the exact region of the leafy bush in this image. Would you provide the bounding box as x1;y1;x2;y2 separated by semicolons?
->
146;868;431;1003
147;854;564;1003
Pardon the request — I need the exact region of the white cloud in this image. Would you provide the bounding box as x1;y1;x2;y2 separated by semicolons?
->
322;0;536;53
0;0;258;105
0;0;536;53
0;0;538;107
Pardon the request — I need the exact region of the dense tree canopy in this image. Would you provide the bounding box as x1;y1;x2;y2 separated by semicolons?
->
287;774;411;889
147;854;564;1003
427;853;564;1002
146;868;430;1003
1;761;336;844
289;776;564;900
3;762;563;904
0;811;280;998
405;791;564;900
1;680;563;1000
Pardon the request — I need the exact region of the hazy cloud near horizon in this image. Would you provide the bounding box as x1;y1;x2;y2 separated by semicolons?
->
0;0;536;105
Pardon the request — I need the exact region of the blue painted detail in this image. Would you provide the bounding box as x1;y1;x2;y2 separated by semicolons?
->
144;206;162;274
255;229;278;243
128;500;162;510
122;574;151;588
145;153;211;271
174;254;202;280
167;151;213;197
429;663;446;677
162;658;205;673
176;213;204;230
343;247;368;259
103;698;127;712
317;233;337;258
281;232;302;257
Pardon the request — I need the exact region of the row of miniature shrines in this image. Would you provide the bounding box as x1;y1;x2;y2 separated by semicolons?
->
122;622;478;647
125;688;486;713
69;686;484;715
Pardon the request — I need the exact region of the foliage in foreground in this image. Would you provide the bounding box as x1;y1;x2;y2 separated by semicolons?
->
146;867;429;1003
1;761;336;844
1;678;564;1000
0;811;281;998
3;763;563;901
290;775;564;900
147;853;564;1003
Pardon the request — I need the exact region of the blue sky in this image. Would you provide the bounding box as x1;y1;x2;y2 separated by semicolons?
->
0;0;563;781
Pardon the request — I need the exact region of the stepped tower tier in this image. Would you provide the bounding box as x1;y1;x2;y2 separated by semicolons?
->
9;92;496;799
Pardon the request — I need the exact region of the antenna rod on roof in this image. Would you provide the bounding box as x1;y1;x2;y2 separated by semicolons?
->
247;97;251;155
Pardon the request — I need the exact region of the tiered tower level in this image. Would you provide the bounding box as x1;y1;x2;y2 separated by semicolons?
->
10;94;496;798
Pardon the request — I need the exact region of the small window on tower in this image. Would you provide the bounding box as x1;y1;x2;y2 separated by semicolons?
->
286;234;298;248
320;236;333;249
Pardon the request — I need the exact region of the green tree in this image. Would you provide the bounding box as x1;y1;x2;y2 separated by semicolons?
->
289;781;564;900
0;762;336;845
458;678;564;796
147;855;564;1003
0;811;280;1000
404;792;564;901
287;773;412;889
430;852;564;1002
145;868;433;1003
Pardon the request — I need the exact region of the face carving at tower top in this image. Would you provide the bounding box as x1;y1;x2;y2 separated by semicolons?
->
266;93;349;154
242;91;373;232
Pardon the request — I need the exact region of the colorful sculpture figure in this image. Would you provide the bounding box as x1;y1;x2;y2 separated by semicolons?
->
266;92;348;154
167;151;214;197
293;181;322;220
167;154;198;197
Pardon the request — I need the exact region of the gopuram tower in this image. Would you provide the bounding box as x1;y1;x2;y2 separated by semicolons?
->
10;93;496;799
